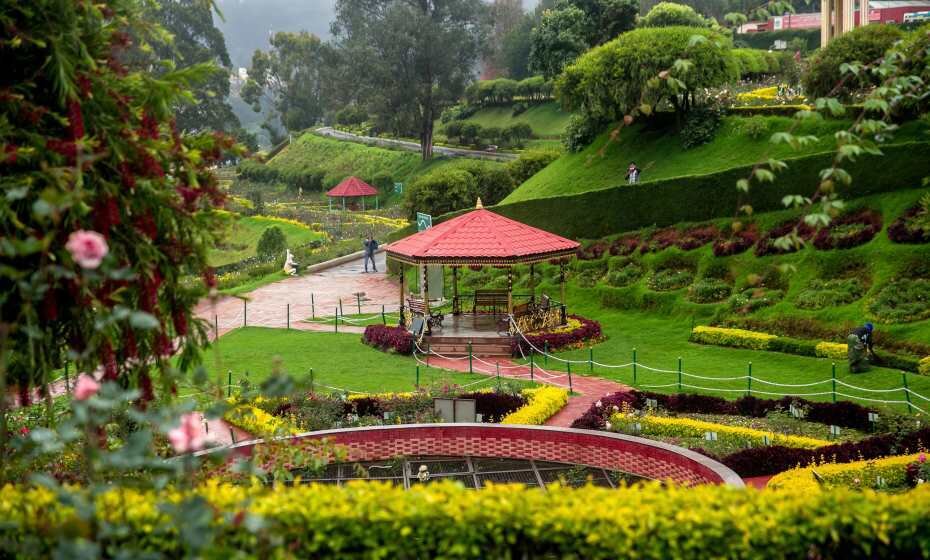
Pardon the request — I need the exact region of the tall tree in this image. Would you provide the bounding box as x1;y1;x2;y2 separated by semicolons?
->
241;31;330;134
487;0;525;77
332;0;490;160
146;0;240;134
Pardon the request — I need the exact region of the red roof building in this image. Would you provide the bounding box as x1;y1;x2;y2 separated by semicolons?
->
326;176;378;210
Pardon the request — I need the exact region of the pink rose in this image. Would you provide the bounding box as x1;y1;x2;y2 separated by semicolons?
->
74;374;100;400
920;453;927;463
65;230;108;269
168;413;206;454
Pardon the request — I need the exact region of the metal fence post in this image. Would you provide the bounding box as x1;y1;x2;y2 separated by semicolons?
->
426;342;430;368
832;363;837;403
64;360;70;393
382;304;386;325
310;368;315;394
227;369;232;398
356;293;362;315
214;315;219;339
544;341;548;366
243;299;247;327
529;351;535;382
416;365;420;389
335;307;339;333
567;361;573;393
677;357;682;392
286;304;290;330
903;373;913;414
339;298;343;317
589;347;594;373
747;362;752;397
311;293;315;319
632;348;637;385
468;341;473;374
496;362;501;390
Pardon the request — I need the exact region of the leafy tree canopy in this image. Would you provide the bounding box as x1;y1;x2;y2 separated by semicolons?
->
803;24;905;100
639;2;714;28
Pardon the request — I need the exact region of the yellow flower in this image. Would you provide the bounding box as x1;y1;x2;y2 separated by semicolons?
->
501;387;569;425
690;326;776;350
611;413;831;449
768;452;924;492
815;341;847;360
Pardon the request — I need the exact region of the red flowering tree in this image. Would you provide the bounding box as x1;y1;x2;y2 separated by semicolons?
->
0;0;239;423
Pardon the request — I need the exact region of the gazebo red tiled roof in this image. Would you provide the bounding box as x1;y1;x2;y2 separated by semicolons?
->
326;176;378;198
386;208;579;266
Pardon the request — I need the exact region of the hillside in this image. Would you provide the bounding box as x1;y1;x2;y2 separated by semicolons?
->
504;115;930;204
267;132;506;190
453;102;572;139
209;215;324;267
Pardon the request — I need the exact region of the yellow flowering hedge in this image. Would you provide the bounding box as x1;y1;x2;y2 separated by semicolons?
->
225;403;299;438
736;86;778;102
768;453;924;493
689;326;776;350
611;414;831;449
501;387;569;425
919;357;930;376
2;481;930;558
251;214;312;230
815;341;848;360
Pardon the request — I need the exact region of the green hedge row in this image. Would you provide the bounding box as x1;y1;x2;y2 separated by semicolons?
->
2;482;930;558
487;142;930;240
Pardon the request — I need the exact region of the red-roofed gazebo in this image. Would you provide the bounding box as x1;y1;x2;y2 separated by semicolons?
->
386;202;579;333
327;176;379;210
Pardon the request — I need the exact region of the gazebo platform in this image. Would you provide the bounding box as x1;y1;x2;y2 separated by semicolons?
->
423;314;513;358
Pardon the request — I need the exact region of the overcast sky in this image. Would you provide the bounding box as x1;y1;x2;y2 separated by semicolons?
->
216;0;539;67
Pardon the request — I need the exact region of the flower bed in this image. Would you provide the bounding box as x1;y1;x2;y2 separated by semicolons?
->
754;219;815;256
647;269;693;291
920;357;930;376
767;452;923;492
501;387;569;425
676;224;719;251
726;287;783;314
814;341;847;360
712;223;759;256
812;209;882;250
887;202;930;244
609;234;641;256
512;315;602;355
689;326;776;350
605;262;644;287
794;277;866;310
576;240;609;260
867;278;930;323
362;325;413;355
225;403;300;438
639;228;680;253
610;413;831;449
687;279;732;303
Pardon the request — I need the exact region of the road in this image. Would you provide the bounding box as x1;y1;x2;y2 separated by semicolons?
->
315;127;518;162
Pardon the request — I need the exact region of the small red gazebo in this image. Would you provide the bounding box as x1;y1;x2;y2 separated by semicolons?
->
327;176;379;211
386;202;579;333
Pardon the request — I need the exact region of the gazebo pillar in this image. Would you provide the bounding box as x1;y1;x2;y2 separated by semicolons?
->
422;264;429;315
507;267;513;315
398;263;406;327
452;266;460;315
559;261;567;322
362;197;366;211
529;264;536;302
342;197;346;211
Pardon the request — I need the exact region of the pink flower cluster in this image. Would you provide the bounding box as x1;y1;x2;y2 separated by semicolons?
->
168;413;207;454
66;230;108;269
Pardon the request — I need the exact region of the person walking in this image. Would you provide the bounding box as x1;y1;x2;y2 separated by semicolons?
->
847;322;875;373
363;234;378;273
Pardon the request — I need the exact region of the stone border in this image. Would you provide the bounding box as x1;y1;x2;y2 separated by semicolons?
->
203;423;744;487
304;248;385;274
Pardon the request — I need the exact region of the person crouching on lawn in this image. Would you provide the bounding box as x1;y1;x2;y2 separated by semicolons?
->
847;322;875;373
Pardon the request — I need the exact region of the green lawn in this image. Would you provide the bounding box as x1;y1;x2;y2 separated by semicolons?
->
454;102;572;139
201;327;530;394
209;215;324;267
504;116;930;203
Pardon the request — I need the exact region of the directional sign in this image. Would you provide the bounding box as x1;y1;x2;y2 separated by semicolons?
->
394;182;404;194
416;212;432;232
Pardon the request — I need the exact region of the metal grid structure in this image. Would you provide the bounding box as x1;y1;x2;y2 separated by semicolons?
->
291;456;648;490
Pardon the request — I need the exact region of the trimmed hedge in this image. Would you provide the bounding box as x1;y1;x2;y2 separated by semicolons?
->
511;315;602;355
767;452;922;491
500;387;569;425
3;482;930;558
386;142;930;243
362;325;413;355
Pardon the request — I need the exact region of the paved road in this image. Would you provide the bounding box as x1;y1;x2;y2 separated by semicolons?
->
315;127;518;162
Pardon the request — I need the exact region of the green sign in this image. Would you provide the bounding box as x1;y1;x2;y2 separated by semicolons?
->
416;212;432;232
394;182;404;194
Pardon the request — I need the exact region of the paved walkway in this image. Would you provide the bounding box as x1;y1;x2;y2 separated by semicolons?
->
316;127;518;162
195;252;394;339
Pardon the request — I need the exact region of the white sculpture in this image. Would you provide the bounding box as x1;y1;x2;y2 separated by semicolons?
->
283;249;298;276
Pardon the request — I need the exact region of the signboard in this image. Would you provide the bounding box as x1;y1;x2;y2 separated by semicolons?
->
416;212;432;232
394;182;404;194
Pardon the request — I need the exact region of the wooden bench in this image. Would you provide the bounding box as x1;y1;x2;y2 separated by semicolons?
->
473;289;509;314
407;297;444;335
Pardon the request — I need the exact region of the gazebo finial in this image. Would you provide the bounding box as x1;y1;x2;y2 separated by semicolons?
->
476;197;483;209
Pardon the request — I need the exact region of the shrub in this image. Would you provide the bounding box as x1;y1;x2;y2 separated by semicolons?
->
404;168;477;219
647;269;693;291
690;326;775;350
803;24;905;99
868;279;930;323
920;357;930;376
699;258;730;280
712;223;759;256
609;235;642;256
638;2;712;28
606;263;644;287
256;226;287;258
755;219;816;256
459;391;527;423
688;279;732;303
815;341;848;360
511;102;528;116
887;198;930;244
768;337;818;357
727;287;784;314
768;453;922;492
677;224;719;250
506;150;560;185
501;387;569;425
812;209;883;250
680;106;722;150
795;277;866;310
362;325;413;355
576;240;609;260
562;114;605;153
639;228;680;253
512;315;602;354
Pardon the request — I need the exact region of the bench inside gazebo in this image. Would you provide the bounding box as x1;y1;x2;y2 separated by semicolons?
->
385;202;579;357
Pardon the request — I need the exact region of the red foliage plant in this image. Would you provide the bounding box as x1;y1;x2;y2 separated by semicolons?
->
713;223;759;256
812;209;882;250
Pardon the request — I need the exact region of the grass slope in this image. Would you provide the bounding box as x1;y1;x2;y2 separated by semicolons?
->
201;327;530;393
505;116;930;204
268;133;505;190
455;102;572;139
209;216;323;267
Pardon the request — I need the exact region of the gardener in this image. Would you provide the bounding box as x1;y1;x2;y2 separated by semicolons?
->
362;234;378;273
847;322;875;373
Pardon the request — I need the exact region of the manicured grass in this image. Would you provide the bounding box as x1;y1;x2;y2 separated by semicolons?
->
454;102;572;139
268;133;507;191
201;327;530;394
504;115;930;203
209;215;324;267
